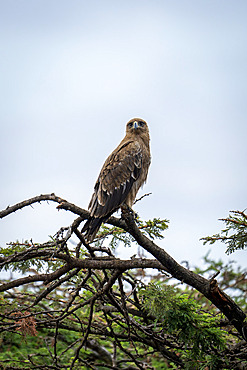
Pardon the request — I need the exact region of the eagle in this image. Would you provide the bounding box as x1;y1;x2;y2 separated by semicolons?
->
82;118;151;242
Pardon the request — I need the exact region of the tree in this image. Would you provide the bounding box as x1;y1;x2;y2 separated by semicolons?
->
0;194;246;369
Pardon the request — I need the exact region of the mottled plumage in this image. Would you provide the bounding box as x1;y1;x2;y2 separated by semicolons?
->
82;118;151;241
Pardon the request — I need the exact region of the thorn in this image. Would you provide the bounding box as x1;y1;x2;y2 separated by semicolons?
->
209;270;220;281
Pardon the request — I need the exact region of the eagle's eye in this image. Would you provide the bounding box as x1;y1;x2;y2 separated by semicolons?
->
127;122;133;128
138;121;145;127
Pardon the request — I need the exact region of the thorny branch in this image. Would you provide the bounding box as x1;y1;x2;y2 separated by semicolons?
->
0;193;246;369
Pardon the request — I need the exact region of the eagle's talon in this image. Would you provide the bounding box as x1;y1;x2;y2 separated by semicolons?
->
121;205;138;222
121;204;137;218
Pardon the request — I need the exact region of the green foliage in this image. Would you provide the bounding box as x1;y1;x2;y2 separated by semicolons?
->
0;328;82;369
202;210;247;254
140;282;227;368
136;217;169;239
0;239;65;274
0;240;45;273
96;224;135;249
94;217;169;250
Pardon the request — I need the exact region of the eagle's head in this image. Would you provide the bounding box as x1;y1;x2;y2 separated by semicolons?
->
126;118;149;135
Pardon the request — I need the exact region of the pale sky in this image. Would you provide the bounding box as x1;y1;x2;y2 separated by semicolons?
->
1;0;247;270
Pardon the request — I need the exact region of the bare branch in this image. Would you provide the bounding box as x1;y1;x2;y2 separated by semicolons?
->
0;193;66;219
0;264;71;292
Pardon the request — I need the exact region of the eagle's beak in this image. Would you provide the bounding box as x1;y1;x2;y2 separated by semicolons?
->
133;121;138;129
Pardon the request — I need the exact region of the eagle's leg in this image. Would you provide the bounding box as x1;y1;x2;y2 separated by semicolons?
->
121;203;138;220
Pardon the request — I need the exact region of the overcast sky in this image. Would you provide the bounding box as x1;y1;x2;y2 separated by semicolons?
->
1;0;247;271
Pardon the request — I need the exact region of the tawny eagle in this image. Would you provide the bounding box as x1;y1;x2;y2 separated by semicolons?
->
82;118;151;241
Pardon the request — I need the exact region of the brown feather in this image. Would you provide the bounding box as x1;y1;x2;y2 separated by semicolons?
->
82;118;151;241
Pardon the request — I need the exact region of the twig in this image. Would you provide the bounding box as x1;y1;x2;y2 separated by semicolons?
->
134;192;152;205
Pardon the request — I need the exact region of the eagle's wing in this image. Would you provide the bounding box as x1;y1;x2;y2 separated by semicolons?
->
88;140;143;218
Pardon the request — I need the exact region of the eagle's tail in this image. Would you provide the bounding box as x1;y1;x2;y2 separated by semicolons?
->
82;215;108;242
